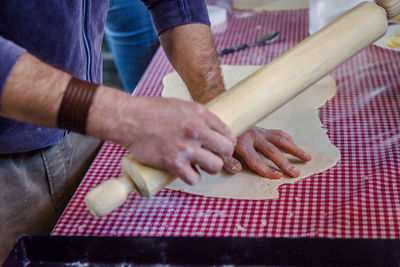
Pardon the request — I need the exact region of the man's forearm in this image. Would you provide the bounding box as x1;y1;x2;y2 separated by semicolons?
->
0;52;131;142
159;23;224;104
0;53;70;126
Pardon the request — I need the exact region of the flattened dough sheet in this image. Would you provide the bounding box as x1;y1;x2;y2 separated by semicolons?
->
233;0;309;11
162;65;340;200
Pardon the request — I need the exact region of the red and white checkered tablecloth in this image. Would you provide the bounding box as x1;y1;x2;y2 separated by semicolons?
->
52;8;400;238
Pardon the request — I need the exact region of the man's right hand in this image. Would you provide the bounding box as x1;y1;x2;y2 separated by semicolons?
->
87;86;236;185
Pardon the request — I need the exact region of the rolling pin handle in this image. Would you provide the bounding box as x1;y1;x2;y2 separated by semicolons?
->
84;175;134;217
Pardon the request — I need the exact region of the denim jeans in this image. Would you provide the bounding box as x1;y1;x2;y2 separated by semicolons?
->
105;0;159;93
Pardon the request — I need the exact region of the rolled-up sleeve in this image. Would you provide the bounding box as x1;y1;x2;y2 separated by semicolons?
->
0;36;26;94
142;0;210;35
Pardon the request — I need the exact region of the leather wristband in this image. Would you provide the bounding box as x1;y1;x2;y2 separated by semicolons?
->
57;77;98;134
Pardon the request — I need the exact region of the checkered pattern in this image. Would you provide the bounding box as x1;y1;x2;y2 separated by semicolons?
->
52;8;400;238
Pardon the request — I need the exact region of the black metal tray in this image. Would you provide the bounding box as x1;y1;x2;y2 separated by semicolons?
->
4;236;400;266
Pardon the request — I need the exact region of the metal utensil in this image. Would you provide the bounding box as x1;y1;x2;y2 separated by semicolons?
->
216;31;279;56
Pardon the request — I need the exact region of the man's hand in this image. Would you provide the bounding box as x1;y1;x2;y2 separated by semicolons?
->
87;87;236;185
122;98;236;185
223;127;311;178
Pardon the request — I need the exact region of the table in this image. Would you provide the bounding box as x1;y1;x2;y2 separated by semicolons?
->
52;6;400;239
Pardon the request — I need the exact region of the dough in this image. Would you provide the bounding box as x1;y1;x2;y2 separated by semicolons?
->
162;65;340;200
233;0;308;11
374;24;400;51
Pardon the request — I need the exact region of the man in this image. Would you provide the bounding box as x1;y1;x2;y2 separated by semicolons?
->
0;0;310;262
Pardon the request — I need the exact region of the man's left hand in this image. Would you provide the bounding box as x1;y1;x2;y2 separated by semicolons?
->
223;126;312;178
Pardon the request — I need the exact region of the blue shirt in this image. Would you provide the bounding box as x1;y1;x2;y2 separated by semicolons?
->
0;0;210;154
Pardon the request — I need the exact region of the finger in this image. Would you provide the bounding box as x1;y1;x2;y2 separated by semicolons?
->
223;155;242;174
171;161;201;185
204;113;236;146
236;140;282;179
190;148;224;174
184;123;234;160
254;138;300;178
268;129;294;143
266;135;311;162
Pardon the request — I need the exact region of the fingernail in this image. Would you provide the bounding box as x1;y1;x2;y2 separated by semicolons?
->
271;170;281;175
232;162;240;171
289;166;300;177
301;151;311;159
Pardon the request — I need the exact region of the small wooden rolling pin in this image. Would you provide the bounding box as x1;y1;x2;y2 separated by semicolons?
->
85;2;387;217
376;0;400;19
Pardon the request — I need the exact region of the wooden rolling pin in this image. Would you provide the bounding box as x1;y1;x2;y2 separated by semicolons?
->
84;2;387;217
